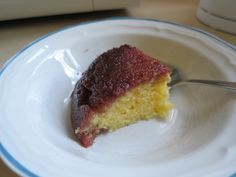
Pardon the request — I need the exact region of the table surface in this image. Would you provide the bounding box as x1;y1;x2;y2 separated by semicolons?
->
0;0;235;176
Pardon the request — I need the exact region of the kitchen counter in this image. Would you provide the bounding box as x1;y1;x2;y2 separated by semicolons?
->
0;0;235;176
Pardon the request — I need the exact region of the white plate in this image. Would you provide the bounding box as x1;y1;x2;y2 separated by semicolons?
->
0;18;236;177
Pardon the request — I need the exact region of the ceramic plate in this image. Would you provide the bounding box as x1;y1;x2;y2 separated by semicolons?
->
1;18;236;177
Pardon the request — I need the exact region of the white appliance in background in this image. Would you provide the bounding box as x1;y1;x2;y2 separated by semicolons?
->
0;0;139;21
197;0;236;34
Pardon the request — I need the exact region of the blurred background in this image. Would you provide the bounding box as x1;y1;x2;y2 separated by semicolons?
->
0;0;235;176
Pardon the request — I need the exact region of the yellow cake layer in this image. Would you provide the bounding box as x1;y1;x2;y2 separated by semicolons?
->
92;76;173;131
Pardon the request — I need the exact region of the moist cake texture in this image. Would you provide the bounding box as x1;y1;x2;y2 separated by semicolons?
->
71;44;172;147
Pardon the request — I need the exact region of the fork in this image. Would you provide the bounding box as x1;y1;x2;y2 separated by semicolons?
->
167;66;236;92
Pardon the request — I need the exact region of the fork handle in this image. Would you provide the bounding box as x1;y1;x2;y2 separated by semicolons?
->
185;79;236;92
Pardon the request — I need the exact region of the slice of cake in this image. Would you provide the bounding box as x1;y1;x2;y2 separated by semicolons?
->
71;44;172;147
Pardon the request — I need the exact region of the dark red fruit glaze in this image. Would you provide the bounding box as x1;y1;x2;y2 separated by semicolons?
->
71;44;170;147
